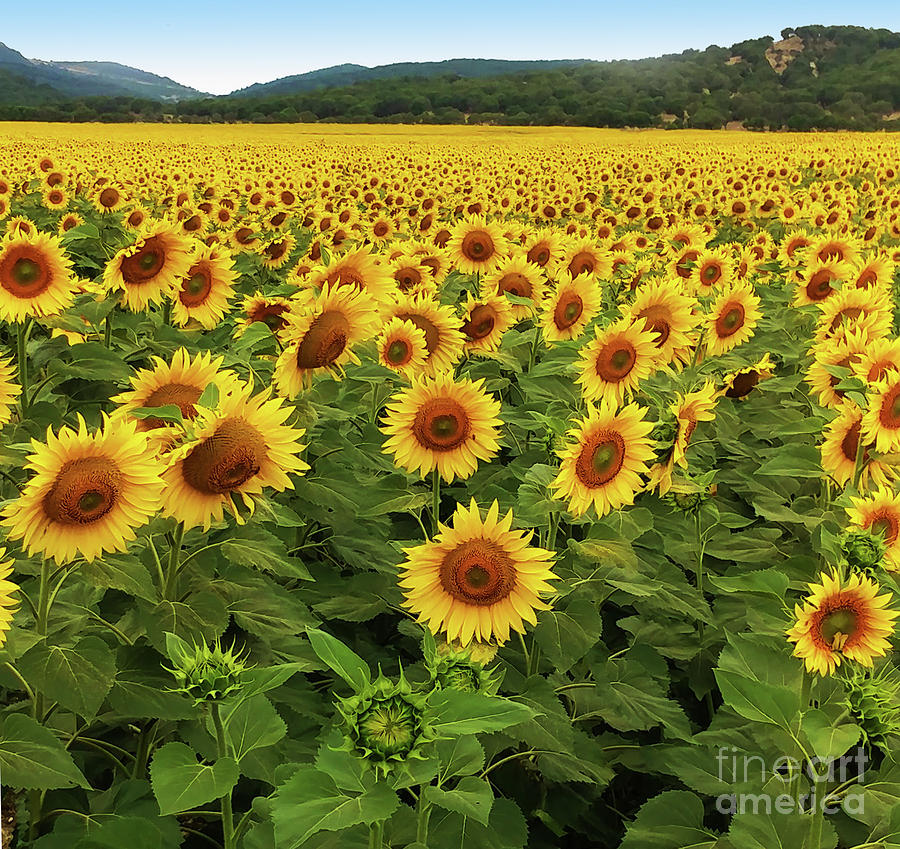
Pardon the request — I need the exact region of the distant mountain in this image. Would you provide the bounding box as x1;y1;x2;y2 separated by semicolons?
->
229;58;590;98
0;41;206;101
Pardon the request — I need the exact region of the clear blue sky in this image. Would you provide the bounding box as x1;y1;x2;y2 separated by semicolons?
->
2;1;898;95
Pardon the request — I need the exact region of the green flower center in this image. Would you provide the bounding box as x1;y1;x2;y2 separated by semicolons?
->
387;340;409;365
359;698;417;757
820;608;858;644
12;258;41;286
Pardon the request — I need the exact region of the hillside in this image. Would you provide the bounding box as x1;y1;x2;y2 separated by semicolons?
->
0;41;205;100
230;58;590;98
1;25;899;129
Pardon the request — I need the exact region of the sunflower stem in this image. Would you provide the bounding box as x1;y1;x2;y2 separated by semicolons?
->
104;310;113;348
162;300;172;326
431;469;441;537
17;319;30;417
694;509;715;720
852;430;867;491
28;559;52;843
368;821;384;849
415;798;431;845
527;325;540;371
210;703;235;849
164;523;185;601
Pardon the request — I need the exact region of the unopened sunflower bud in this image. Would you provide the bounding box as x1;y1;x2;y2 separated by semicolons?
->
165;638;250;705
841;527;887;576
429;641;502;694
845;668;900;751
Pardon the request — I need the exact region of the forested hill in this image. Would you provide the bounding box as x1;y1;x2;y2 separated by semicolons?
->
2;25;899;129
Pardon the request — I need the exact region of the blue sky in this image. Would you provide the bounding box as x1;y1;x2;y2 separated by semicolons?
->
2;1;899;94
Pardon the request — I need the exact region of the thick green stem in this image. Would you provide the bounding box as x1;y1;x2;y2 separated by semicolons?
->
852;431;867;491
527;325;540;371
132;720;158;780
431;469;441;537
162;300;172;326
416;799;431;845
104;311;113;348
17;319;30;417
210;703;235;849
28;559;52;842
547;512;559;552
368;821;384;849
694;510;715;719
163;523;185;601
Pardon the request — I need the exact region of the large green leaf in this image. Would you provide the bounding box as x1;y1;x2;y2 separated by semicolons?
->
620;790;719;849
272;766;398;849
306;628;371;691
0;713;89;790
222;694;286;763
149;742;239;816
428;690;535;736
424;777;494;826
18;635;116;719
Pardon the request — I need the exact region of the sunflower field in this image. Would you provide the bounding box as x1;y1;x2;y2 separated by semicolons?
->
1;124;900;849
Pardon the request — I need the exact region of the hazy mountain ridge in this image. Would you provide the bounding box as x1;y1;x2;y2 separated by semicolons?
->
0;42;207;100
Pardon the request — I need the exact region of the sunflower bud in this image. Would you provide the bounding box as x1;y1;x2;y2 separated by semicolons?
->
840;528;887;576
336;671;434;776
665;472;716;514
429;641;503;694
845;668;900;751
165;634;250;705
651;414;678;463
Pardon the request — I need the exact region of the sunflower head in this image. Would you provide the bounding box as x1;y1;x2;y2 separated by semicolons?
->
165;634;251;706
425;640;502;695
336;670;434;776
840;528;888;577
844;666;900;751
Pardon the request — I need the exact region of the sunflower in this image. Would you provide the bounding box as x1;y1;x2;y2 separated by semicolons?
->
0;354;22;423
377;317;429;378
848;488;900;571
390;256;436;297
368;215;396;244
111;348;238;432
787;570;898;676
91;184;126;214
0;230;76;322
398;499;556;645
576;318;658;405
382;374;501;482
625;279;697;367
793;257;853;306
42;186;68;211
386;293;466;377
821;402;891;490
2;415;164;563
104;223;193;312
160;382;309;531
0;549;19;647
274;285;380;396
814;285;892;345
551;401;654;518
171;245;237;329
260;233;296;269
58;212;84;234
852;255;893;290
446;217;509;275
523;227;564;270
459;293;514;355
480;254;545;320
705;282;761;356
309;246;395;303
862;372;900;453
236;293;294;339
559;237;612;281
724;352;775;399
540;272;603;343
689;246;734;295
806;329;870;411
853;337;900;384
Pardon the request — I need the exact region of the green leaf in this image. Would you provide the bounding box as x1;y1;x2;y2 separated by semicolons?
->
272;767;399;849
725;810;837;849
223;694;286;763
802;709;861;763
436;735;485;780
425;777;493;826
428;690;535;736
0;713;89;790
18;635;116;719
532;599;602;672
306;628;370;691
129;405;184;425
428;797;528;849
756;444;823;478
81;554;157;602
149;742;239;816
197;381;220;409
221;524;312;580
620;790;718;849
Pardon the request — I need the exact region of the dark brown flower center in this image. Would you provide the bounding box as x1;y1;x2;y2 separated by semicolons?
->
460;230;495;263
0;248;52;298
296;310;350;369
43;456;122;525
715;303;745;339
141;382;203;429
411;397;471;451
462;304;496;341
439;539;515;605
554;293;584;330
575;430;625;488
120;236;166;284
386;339;412;366
595;340;637;382
179;265;213;307
567;251;596;277
181;418;264;495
